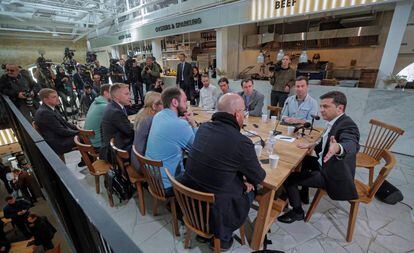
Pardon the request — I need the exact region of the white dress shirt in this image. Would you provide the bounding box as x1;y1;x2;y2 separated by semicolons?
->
199;84;219;110
318;113;344;165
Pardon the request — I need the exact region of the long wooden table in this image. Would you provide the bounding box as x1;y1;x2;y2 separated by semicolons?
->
191;107;322;250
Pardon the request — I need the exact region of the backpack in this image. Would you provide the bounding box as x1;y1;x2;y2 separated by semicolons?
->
107;168;134;202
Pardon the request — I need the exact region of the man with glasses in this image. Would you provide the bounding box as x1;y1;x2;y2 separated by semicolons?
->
0;64;41;122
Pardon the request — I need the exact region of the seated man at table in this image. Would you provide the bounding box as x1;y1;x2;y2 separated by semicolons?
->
278;91;360;223
100;83;134;162
180;93;266;250
199;74;219;110
84;84;111;150
145;87;197;194
237;78;264;117
215;77;232;108
281;76;318;124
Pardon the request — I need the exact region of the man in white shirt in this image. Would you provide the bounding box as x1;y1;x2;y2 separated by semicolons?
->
199;74;219;110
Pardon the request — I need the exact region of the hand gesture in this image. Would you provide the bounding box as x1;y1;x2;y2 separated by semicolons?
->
244;182;254;193
323;136;341;163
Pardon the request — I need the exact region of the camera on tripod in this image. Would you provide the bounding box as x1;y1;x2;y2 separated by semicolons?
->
62;47;77;75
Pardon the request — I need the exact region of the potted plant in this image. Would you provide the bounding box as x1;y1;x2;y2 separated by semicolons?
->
383;74;406;90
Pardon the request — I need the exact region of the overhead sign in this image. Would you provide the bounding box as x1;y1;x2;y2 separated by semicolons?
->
155;18;202;32
275;0;297;9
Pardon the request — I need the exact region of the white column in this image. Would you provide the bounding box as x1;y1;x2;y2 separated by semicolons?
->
376;0;413;88
151;38;163;69
216;27;228;75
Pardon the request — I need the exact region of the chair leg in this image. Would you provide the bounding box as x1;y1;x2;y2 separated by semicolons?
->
136;182;145;216
94;176;100;194
105;175;114;207
213;237;221;253
305;189;325;222
239;224;246;245
152;198;158;216
184;225;192;249
368;167;374;187
170;199;180;236
347;201;359;242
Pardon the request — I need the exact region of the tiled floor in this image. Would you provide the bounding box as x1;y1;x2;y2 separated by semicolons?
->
65;151;414;253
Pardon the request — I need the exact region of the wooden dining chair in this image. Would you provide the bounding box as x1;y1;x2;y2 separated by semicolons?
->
74;136;112;203
110;139;146;215
357;119;404;186
267;105;282;118
132;145;179;236
305;150;396;242
165;169;245;252
77;127;95;146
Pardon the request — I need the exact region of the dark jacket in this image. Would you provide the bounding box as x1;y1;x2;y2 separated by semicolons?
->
317;114;360;200
180;112;266;237
176;62;193;88
237;89;265;117
100;101;134;161
141;63;161;86
3;199;31;222
73;72;92;91
34;104;79;155
0;73;41;109
29;216;56;246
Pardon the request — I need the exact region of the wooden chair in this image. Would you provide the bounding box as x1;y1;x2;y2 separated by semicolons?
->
32;121;66;162
74;136;112;203
110;139;146;215
357;119;404;186
132;145;179;236
165;169;245;252
77;127;95;146
305;150;396;242
267;105;282;119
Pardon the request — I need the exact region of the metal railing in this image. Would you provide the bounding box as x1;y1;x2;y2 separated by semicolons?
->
0;95;142;253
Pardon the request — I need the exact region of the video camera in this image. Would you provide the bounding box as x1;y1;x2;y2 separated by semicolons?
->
64;47;75;60
86;51;97;64
62;47;77;75
109;58;119;73
23;89;34;107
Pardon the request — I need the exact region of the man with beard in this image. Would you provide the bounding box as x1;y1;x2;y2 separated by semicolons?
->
145;87;197;193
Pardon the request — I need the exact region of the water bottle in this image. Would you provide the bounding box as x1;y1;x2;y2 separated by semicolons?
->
265;131;276;156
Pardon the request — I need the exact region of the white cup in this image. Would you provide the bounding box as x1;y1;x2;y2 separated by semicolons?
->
287;126;295;136
269;154;280;169
261;114;268;123
254;144;263;158
271;116;277;123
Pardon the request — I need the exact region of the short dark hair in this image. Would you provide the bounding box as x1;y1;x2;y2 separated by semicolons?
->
100;84;111;96
320;91;347;111
201;74;209;79
296;76;308;85
5;196;13;202
161;87;182;108
241;78;254;87
218;77;229;85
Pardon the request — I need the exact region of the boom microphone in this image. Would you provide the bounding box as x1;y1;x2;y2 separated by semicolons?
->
294;122;312;133
311;115;320;120
242;126;265;147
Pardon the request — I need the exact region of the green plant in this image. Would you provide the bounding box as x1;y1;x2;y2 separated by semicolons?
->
383;74;406;85
216;68;226;76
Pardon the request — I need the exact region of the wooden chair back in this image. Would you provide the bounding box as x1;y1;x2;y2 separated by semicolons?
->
367;150;396;200
165;169;215;237
74;135;99;173
110;138;130;172
77;127;95;146
362;119;404;161
267;105;282;118
132;145;167;200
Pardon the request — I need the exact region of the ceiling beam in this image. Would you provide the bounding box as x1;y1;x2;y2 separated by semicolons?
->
0;27;82;35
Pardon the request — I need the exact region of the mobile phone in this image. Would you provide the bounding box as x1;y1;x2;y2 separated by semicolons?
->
253;123;259;128
260;159;269;164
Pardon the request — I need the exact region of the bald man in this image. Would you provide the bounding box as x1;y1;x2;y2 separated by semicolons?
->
179;93;266;250
0;64;41;122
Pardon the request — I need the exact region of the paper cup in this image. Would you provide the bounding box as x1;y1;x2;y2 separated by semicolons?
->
269;154;280;169
271;116;277;123
287;126;295;136
261;114;268;123
254;144;263;158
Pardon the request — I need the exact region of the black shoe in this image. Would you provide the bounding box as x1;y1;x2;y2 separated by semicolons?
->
277;210;304;224
77;160;86;167
209;237;233;252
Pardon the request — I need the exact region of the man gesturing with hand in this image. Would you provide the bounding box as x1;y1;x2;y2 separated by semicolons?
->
278;91;360;224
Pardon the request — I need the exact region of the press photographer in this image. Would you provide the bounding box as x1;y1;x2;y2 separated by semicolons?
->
33;51;56;89
110;58;126;83
54;65;79;119
93;60;109;83
140;56;161;93
73;64;93;97
0;63;41;122
62;47;77;75
269;55;296;107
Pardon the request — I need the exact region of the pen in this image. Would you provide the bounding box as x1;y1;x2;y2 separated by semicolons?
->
280;137;293;140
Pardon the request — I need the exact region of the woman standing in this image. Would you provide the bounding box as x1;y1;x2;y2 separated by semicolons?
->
131;92;164;172
191;66;202;105
269;55;296;107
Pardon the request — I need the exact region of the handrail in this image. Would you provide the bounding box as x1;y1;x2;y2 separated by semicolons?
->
0;95;141;253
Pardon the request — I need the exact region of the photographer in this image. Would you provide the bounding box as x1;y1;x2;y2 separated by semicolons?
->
129;60;144;104
34;57;56;89
141;56;161;93
93;60;109;83
73;64;92;97
110;59;126;83
269;55;296;107
152;77;164;93
0;64;41;122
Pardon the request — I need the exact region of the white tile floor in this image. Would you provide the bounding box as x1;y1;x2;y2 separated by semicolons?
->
65;151;414;253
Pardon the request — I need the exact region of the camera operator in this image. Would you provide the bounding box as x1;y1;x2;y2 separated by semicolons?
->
141;56;161;94
34;57;56;89
110;59;127;83
93;60;109;83
129;59;144;104
269;55;296;107
73;64;92;98
0;63;41;122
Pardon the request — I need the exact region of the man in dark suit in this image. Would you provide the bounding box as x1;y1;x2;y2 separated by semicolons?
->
34;88;79;156
278;91;360;223
100;83;134;162
176;53;193;101
179;93;266;250
237;78;264;117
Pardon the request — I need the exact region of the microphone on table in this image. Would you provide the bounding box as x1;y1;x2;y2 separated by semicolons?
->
242;126;265;147
294;122;312;136
310;114;321;134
